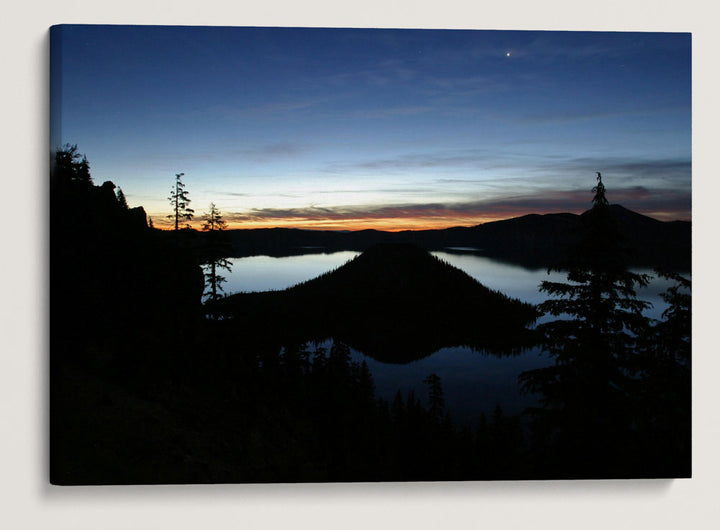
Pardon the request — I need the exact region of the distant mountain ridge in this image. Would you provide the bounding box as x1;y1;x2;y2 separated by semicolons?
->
170;205;690;270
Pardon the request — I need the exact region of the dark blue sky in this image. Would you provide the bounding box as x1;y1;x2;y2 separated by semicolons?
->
51;25;691;229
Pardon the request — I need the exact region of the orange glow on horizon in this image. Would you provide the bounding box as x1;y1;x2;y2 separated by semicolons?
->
148;208;689;232
150;214;516;232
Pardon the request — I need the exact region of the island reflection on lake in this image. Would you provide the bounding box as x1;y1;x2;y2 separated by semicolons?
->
223;250;681;425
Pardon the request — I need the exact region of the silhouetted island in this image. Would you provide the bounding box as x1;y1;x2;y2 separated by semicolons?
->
213;243;538;362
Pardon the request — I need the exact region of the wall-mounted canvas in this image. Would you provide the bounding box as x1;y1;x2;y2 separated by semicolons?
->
50;25;691;484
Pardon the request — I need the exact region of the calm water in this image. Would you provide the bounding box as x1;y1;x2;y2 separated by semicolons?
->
224;251;360;293
222;250;685;424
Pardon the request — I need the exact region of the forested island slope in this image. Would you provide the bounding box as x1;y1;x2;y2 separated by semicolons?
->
215;243;538;362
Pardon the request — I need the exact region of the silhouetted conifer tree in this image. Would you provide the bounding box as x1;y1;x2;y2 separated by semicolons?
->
328;341;352;379
423;373;445;419
201;201;227;233
167;172;194;230
391;390;406;423
520;173;652;476
652;270;691;364
77;155;91;185
200;203;232;310
52;144;93;187
116;187;129;209
635;270;691;475
357;360;376;405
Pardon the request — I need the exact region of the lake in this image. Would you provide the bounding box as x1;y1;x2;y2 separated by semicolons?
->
220;250;684;425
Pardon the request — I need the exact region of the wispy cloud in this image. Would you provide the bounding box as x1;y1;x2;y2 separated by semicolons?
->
310;187;435;195
557;157;691;183
222;191;252;197
351;106;434;119
189;99;320;122
235;142;310;162
516;105;690;125
485;187;690;216
223;183;691;226
324;148;691;186
324;148;509;173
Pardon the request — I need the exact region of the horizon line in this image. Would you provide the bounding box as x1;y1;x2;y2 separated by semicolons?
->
148;204;691;233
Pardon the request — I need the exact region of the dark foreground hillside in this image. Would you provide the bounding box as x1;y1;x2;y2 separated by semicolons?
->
215;243;538;362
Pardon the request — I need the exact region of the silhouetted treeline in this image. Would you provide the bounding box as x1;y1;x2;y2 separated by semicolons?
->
54;326;537;483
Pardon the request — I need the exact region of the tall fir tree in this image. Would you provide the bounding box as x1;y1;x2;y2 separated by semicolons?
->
167;172;194;230
519;173;652;476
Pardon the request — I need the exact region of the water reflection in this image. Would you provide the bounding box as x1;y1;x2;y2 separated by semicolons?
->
433;251;682;321
296;338;546;424
353;344;551;423
225;250;683;321
224;251;359;293
432;251;567;306
222;250;686;424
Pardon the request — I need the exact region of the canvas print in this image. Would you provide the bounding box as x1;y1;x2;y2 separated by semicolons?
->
50;25;691;484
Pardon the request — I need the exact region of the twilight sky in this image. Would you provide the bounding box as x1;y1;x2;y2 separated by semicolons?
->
50;25;691;230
